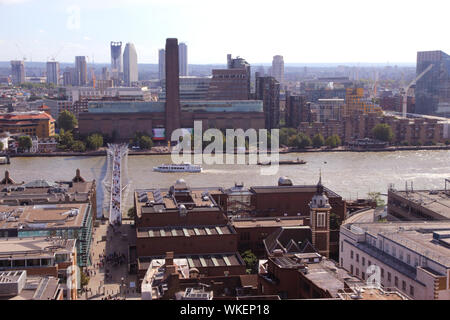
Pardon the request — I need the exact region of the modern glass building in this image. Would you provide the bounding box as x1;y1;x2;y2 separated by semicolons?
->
159;76;211;101
415;50;450;116
123;43;138;86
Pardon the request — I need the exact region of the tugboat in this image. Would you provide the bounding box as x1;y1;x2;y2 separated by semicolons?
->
258;158;307;166
153;162;202;173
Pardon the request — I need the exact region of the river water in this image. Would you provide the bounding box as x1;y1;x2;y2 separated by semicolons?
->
6;150;450;217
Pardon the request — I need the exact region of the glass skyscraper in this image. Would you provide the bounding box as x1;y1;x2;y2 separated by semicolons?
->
415;50;450;116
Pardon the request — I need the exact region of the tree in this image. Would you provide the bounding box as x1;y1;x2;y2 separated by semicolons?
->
294;133;311;149
58;129;74;150
280;128;297;146
86;134;103;150
139;135;153;150
325;135;342;148
372;124;394;142
368;192;386;208
57;110;78;131
0;141;3;151
330;213;341;230
71;140;86;152
127;207;136;219
80;271;90;288
312;134;325;148
18;136;32;151
241;250;258;274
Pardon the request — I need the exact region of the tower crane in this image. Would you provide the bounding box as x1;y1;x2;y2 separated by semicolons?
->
402;64;433;118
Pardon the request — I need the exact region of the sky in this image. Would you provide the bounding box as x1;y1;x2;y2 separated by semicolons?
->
0;0;449;65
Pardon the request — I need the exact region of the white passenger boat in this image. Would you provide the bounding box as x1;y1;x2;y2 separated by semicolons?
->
153;163;202;173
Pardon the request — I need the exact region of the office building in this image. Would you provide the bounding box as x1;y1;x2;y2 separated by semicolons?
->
159;76;211;101
387;183;450;221
110;41;123;83
158;49;165;80
255;76;280;129
340;221;450;299
123;43;138;86
206;69;251;100
179;42;188;76
165;38;181;138
10;61;25;85
102;67;110;81
46;61;60;85
75;56;87;86
271;55;284;84
285;93;309;127
310;98;344;123
63;68;76;86
0;111;55;138
415;50;450;116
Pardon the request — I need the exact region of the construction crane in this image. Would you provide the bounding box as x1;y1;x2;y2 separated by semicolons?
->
402;64;433;118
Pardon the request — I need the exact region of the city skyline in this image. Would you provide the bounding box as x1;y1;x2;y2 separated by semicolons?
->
1;0;449;64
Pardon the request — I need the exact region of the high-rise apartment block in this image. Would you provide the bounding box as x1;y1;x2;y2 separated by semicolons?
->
415;50;450;116
255;76;280;129
123;43;138;86
178;42;188;76
271;55;284;84
46;61;60;85
285;93;309;127
110;41;123;84
344;88;382;116
10;60;25;85
158;49;165;80
75;56;87;86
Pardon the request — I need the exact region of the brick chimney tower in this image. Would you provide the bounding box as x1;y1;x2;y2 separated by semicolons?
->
165;38;181;141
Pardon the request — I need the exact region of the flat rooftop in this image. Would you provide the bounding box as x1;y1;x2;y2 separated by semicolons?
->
390;190;450;219
0;237;76;259
0;203;89;230
344;221;450;268
338;287;408;300
137;225;235;238
250;185;341;198
138;252;244;272
232;217;304;229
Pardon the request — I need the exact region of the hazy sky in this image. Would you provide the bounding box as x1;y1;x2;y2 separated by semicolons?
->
0;0;449;64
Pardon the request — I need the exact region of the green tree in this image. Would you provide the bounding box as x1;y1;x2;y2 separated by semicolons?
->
71;140;86;152
57;110;78;131
280;128;297;146
0;141;3;151
372;124;394;142
18;136;32;151
139;135;153;150
127;207;136;219
58;129;74;150
241;250;258;274
80;271;90;288
312;134;325;148
294;133;311;149
325;135;341;148
368;192;386;208
86;134;104;150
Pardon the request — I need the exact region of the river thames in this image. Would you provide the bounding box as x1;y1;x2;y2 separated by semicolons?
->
6;150;450;217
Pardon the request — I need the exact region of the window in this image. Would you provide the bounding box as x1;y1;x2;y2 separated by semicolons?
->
368;260;371;267
362;257;365;266
350;265;354;274
387;272;391;282
356;254;359;263
402;281;406;291
410;285;414;297
361;272;365;280
381;268;384;278
394;276;398;287
356;268;359;277
350;251;354;259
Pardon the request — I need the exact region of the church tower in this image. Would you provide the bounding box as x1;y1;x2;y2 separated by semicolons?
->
309;174;332;258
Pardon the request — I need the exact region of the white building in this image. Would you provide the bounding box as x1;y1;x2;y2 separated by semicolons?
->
271;55;284;84
340;221;450;300
123;43;138;87
66;87;151;103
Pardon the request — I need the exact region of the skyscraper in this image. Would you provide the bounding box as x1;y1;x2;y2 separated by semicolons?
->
111;41;123;84
179;42;188;76
255;75;280;129
272;55;284;84
102;67;110;81
123;43;138;86
415;50;450;116
165;38;181;140
158;49;166;80
10;60;25;85
75;56;87;86
46;61;60;85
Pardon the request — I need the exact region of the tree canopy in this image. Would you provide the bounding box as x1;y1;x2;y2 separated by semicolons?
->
57;110;78;131
18;136;32;151
86;134;104;150
312;134;325;148
372;124;394;142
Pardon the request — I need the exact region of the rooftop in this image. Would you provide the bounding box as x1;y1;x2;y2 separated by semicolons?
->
136;225;235;238
231;217;305;229
0;203;89;231
0;237;76;259
390;189;450;219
